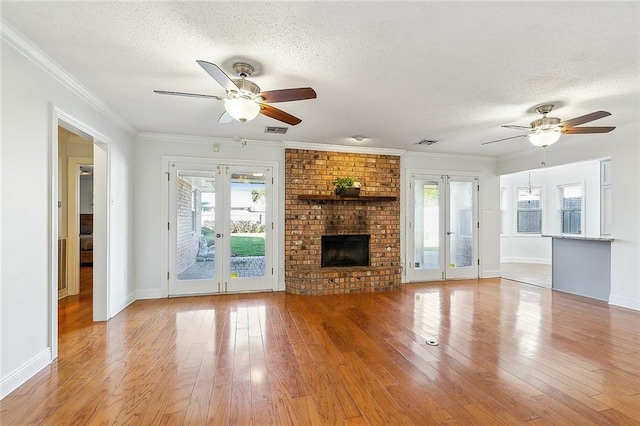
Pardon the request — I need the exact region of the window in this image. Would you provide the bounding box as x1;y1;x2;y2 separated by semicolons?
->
517;187;542;233
560;185;582;234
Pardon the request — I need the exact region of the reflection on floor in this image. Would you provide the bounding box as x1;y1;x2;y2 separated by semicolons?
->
58;266;93;332
501;262;552;288
177;256;266;280
6;278;640;424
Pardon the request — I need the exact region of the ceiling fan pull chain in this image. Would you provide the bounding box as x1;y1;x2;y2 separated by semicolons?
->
242;122;247;147
541;146;547;167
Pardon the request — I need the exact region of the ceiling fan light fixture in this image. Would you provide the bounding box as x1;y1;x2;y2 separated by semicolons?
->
224;98;260;122
528;128;561;147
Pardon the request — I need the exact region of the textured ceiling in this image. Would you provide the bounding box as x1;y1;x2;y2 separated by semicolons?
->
2;1;639;156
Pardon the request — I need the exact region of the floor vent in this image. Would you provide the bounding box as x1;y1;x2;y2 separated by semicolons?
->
264;126;288;134
416;139;439;146
58;238;67;292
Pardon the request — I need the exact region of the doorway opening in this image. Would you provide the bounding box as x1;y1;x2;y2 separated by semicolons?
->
499;159;609;288
51;110;110;360
58;126;95;298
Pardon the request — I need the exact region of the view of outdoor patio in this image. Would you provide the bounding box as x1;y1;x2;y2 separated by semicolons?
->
176;172;266;281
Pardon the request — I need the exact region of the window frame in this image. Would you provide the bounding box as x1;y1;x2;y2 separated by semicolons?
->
500;187;507;235
558;184;583;235
191;189;197;233
515;186;543;235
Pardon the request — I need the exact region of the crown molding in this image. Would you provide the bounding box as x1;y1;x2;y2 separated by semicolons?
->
283;141;405;156
402;150;497;163
1;18;137;138
136;132;285;148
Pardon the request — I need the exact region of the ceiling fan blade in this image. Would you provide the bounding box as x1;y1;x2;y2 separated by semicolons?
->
154;90;223;100
501;125;531;131
481;134;528;145
259;87;317;103
560;111;611;128
259;104;302;125
196;60;238;93
218;111;233;124
562;126;615;134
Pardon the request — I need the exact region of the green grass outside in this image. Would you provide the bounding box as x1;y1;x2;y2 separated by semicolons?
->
230;235;265;257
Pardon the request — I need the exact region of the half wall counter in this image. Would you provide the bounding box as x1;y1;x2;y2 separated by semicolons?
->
543;235;614;301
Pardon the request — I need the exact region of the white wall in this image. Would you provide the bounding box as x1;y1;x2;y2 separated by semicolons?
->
134;134;285;298
402;152;501;278
500;160;601;264
0;35;136;398
134;140;502;295
498;124;640;310
107;138;136;315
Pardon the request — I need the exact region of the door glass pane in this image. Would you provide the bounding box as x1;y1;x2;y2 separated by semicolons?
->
176;171;216;281
449;181;473;268
229;171;266;279
414;180;440;269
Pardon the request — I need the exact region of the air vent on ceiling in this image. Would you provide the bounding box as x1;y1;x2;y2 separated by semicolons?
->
416;139;439;146
264;126;288;134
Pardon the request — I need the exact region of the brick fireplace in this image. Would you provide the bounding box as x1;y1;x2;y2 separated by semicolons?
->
285;148;401;295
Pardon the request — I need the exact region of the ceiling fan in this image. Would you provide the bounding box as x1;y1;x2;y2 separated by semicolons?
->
482;104;615;147
154;61;316;126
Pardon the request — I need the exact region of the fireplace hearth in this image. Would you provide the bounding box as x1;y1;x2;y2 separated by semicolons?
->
322;234;370;267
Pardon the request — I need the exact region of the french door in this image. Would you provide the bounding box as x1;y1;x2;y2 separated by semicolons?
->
168;162;274;296
406;174;479;282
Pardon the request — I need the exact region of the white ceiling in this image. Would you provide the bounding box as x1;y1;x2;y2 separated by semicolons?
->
2;1;639;156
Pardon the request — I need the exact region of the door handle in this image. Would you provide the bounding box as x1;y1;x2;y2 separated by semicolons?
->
446;231;456;235
216;233;223;238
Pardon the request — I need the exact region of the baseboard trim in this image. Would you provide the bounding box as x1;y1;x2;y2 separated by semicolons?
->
481;270;501;278
609;294;640;311
136;288;165;299
110;290;136;318
501;257;551;265
1;348;52;400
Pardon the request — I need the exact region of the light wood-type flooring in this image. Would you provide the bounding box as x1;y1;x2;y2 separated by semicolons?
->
501;262;552;288
2;271;640;424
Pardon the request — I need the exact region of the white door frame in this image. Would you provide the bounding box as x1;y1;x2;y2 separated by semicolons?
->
66;156;93;296
161;156;279;297
444;175;479;280
50;107;111;359
406;174;445;282
404;169;480;282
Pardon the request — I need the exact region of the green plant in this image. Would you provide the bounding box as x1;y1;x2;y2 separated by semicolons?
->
332;177;357;190
230;220;265;233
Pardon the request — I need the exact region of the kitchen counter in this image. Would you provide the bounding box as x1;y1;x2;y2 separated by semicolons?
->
542;234;614;242
545;235;612;301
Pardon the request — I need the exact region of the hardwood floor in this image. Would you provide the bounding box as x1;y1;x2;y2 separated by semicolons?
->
501;262;552;288
2;277;640;425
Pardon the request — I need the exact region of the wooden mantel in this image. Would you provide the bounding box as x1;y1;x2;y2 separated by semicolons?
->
298;194;398;202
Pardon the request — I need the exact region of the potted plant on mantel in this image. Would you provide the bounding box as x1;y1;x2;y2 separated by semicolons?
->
332;177;362;196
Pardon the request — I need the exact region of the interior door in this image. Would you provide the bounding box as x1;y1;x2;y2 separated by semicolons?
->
406;174;478;282
168;162;273;296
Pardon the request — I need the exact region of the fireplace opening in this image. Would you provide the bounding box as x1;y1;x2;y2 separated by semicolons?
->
321;234;370;267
